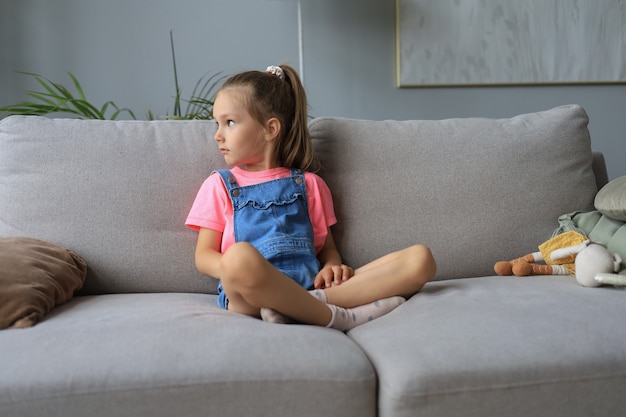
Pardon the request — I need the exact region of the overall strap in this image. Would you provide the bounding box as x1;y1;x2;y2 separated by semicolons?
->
215;169;239;192
216;168;305;200
290;168;305;186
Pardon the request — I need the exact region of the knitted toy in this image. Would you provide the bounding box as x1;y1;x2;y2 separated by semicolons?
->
494;230;624;286
494;230;588;277
565;241;623;287
495;175;626;286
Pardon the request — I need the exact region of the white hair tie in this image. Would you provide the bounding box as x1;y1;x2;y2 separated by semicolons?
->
266;65;285;80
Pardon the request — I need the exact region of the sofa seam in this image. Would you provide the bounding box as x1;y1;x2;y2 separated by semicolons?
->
0;374;377;406
380;371;626;400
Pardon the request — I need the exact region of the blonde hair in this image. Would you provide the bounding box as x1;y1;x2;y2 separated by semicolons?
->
220;64;318;171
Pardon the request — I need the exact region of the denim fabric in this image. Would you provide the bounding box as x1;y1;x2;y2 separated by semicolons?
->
215;169;320;309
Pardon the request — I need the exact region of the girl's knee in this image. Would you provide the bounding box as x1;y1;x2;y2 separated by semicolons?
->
406;244;437;282
220;242;265;287
223;242;258;263
405;244;433;261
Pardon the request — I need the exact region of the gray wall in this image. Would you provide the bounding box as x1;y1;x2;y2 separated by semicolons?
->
2;0;625;179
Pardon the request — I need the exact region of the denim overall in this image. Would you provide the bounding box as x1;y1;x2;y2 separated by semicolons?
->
215;169;320;309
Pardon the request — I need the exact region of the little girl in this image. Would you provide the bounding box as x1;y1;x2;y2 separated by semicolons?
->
186;64;436;331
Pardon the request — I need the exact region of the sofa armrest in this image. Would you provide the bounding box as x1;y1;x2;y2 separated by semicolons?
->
592;151;609;191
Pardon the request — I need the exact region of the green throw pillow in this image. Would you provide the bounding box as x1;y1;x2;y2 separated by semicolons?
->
595;175;626;221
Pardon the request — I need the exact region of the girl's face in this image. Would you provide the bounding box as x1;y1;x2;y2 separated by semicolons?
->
213;89;276;171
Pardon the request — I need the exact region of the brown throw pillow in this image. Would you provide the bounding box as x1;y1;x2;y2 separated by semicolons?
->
0;237;87;329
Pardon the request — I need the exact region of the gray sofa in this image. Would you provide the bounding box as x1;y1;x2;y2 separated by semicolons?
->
1;104;624;417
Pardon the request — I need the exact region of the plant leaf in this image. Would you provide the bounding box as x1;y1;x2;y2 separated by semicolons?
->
170;30;181;117
68;72;88;101
1;71;137;120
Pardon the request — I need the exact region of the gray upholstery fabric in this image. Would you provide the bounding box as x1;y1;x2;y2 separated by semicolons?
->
0;116;223;295
0;293;376;417
310;104;598;280
348;276;626;417
0;107;618;417
0;106;598;292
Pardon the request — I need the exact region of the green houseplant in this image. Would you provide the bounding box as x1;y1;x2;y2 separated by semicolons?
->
0;31;222;121
0;71;137;120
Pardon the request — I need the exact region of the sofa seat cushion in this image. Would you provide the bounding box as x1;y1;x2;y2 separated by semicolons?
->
348;276;626;417
0;293;376;417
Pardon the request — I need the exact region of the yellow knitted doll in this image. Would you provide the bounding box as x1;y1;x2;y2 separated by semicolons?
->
494;230;588;276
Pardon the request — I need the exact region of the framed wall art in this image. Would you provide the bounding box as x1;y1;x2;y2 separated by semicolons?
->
396;0;626;87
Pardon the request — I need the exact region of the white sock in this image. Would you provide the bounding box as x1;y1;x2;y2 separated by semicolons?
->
260;307;295;324
262;291;406;329
326;296;406;332
308;289;327;302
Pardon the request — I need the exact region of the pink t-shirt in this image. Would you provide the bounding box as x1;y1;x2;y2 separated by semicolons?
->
186;166;337;254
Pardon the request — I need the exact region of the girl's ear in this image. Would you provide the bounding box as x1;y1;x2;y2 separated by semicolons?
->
265;117;281;142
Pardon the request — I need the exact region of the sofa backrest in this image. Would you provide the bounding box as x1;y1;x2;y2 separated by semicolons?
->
0;105;601;294
0;116;224;295
309;104;599;280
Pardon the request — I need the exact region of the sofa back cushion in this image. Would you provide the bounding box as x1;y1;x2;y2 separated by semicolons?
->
309;105;598;280
0;116;224;295
0;105;600;293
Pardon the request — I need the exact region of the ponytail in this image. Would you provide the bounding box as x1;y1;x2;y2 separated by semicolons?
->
277;65;317;171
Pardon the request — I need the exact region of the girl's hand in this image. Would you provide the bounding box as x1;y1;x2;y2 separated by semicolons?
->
314;264;354;289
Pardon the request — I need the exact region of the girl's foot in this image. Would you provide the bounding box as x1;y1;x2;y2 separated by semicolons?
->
326;296;406;332
260;290;406;331
260;307;295;324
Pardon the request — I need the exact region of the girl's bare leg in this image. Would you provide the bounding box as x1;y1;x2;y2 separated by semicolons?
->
220;242;331;326
323;245;436;308
219;242;412;330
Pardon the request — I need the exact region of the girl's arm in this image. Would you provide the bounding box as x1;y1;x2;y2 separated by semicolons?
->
194;227;224;278
314;228;354;289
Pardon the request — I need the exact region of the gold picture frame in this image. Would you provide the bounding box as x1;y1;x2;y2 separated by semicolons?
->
396;0;626;87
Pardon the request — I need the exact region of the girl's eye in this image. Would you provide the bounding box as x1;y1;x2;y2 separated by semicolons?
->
227;120;235;127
